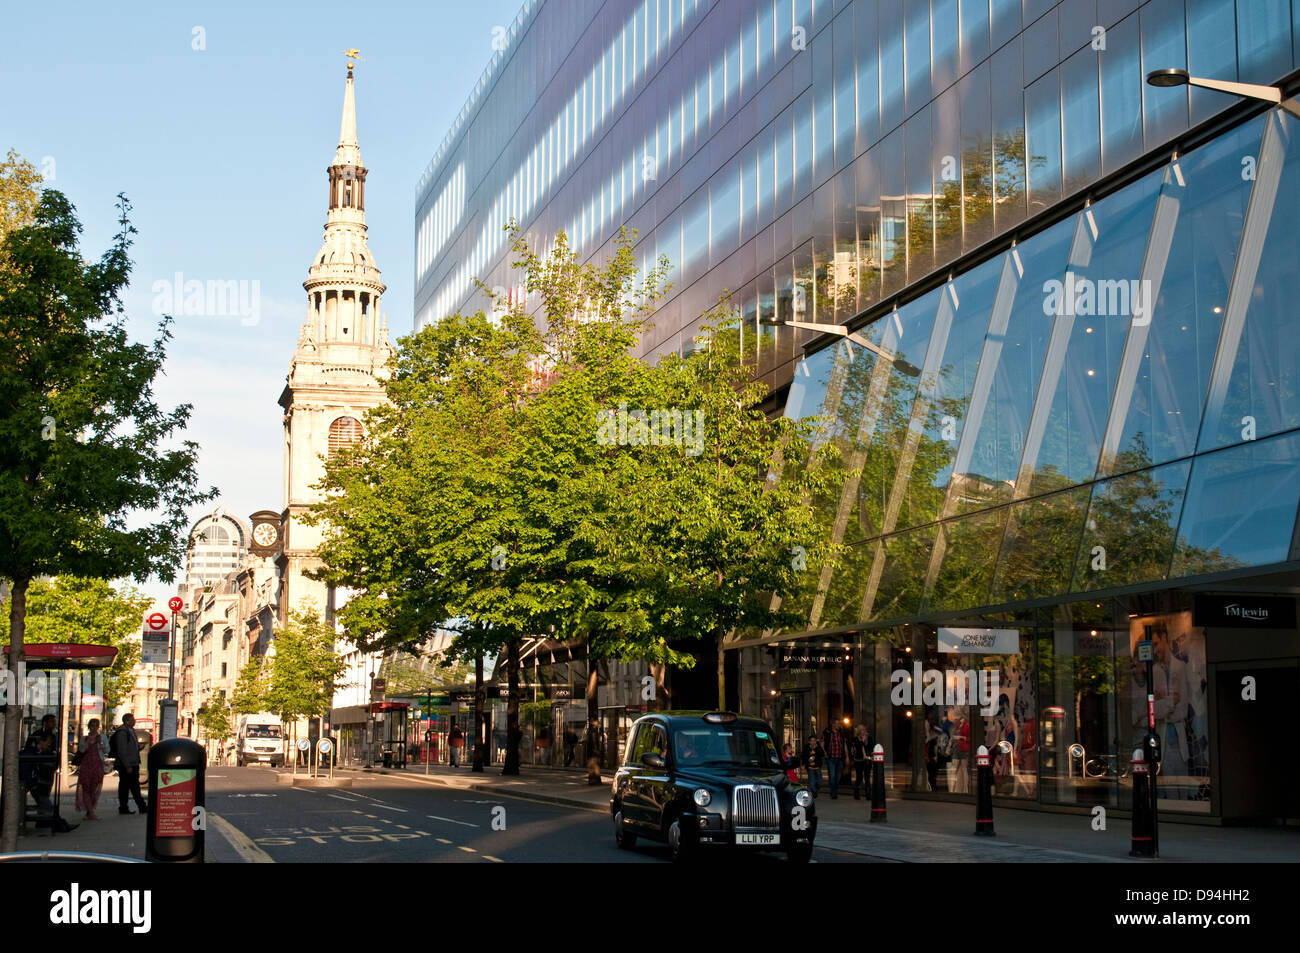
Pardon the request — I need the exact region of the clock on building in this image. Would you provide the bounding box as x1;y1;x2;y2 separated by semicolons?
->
248;509;283;556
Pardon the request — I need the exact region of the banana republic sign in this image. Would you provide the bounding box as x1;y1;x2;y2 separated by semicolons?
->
780;646;851;669
1194;594;1296;628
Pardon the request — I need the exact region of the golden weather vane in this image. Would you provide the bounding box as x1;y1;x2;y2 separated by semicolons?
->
343;49;364;70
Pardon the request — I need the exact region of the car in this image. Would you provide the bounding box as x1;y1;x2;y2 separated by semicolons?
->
610;711;817;863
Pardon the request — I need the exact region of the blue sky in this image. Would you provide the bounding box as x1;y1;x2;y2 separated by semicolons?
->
7;0;526;600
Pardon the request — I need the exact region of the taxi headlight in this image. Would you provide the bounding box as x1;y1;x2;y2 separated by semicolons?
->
795;789;812;808
693;788;712;807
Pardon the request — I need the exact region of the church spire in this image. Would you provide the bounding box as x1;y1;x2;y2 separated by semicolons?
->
335;59;362;169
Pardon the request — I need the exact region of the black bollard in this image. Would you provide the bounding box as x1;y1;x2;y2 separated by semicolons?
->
145;738;206;863
1129;748;1157;858
870;744;887;822
974;745;995;835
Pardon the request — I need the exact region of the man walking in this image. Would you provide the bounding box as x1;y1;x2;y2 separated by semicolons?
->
822;723;845;799
111;714;147;815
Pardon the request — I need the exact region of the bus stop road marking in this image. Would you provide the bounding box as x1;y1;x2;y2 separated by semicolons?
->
458;846;477;853
483;855;503;863
426;814;479;828
210;813;275;864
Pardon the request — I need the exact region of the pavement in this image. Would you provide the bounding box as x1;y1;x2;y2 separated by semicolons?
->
10;761;1298;863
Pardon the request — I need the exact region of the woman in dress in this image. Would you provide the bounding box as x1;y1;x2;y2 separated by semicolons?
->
75;717;109;820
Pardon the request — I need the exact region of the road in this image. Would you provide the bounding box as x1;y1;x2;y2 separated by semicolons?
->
204;767;875;863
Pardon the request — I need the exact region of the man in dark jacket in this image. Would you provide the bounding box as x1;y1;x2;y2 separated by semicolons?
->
111;713;147;815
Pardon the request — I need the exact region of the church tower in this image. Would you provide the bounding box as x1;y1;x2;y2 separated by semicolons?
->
278;57;392;636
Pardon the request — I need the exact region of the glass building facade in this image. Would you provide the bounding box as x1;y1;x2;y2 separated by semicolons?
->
417;0;1300;821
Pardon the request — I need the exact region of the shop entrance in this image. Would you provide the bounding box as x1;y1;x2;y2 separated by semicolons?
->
778;691;812;755
1214;662;1300;823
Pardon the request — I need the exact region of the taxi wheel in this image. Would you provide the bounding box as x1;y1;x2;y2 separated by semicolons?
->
614;811;637;850
787;843;813;864
667;818;693;863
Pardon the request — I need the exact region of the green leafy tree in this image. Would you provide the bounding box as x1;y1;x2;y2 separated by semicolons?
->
196;689;234;746
0;184;212;851
230;655;270;715
0;576;149;713
267;607;350;744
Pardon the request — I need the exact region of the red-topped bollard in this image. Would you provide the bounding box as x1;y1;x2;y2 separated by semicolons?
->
870;744;887;822
1130;748;1157;857
974;745;995;835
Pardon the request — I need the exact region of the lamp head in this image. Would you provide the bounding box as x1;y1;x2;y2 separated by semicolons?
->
1146;68;1190;88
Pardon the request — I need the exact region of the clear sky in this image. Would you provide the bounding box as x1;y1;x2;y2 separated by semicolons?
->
7;0;527;601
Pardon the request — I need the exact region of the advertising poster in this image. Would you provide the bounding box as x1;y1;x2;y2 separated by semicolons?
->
154;768;197;837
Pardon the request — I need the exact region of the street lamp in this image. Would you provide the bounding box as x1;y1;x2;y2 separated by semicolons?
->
758;317;922;377
1145;68;1300;118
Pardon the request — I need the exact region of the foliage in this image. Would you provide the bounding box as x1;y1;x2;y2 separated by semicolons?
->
265;607;350;723
0;175;212;851
196;689;234;743
230;654;270;716
379;649;469;695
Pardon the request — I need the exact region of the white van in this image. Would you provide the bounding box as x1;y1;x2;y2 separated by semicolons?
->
237;714;284;767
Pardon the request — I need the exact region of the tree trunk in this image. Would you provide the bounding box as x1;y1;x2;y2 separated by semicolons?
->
472;656;485;773
502;640;521;776
585;649;601;785
3;577;29;852
716;629;726;711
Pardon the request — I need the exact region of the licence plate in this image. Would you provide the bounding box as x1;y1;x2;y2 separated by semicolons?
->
259;756;271;761
735;833;779;846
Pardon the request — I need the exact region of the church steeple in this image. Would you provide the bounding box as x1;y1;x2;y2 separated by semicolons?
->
300;52;387;357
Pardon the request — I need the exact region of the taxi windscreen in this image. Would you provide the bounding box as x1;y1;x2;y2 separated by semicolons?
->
671;726;780;769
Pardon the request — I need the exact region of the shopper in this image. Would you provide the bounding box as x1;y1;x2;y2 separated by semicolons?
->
75;718;109;820
952;714;971;794
851;724;872;800
110;713;147;815
802;735;824;798
822;724;845;799
448;723;464;767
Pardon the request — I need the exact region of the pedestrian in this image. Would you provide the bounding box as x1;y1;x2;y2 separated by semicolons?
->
782;743;800;784
851;724;872;800
110;713;148;815
215;740;224;766
952;713;971;794
924;718;941;792
74;717;109;820
801;734;824;798
449;723;464;767
821;723;846;799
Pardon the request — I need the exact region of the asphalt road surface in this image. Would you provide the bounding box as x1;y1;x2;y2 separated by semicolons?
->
204;767;874;863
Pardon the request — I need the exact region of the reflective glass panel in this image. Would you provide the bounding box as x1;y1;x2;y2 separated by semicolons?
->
1072;460;1190;591
925;505;1010;612
1172;431;1300;576
866;524;939;621
990;486;1092;603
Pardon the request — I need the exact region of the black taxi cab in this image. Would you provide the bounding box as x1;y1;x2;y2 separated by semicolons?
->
610;711;816;862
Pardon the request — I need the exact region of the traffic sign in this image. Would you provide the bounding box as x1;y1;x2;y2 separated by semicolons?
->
168;596;183;613
297;739;310;751
318;739;333;754
145;612;168;632
1136;640;1154;662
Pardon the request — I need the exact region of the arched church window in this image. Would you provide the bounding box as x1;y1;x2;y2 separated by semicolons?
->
328;416;364;456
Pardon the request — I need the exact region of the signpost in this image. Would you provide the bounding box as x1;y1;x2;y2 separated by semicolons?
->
1136;638;1159;855
157;599;183;741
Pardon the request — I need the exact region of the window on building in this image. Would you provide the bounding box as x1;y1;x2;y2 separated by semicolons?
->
328;416;364;456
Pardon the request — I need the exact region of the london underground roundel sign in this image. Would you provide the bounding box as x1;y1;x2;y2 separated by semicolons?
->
146;612;168;631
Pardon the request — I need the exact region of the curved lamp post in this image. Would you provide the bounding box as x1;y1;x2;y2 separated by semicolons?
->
1146;68;1300;118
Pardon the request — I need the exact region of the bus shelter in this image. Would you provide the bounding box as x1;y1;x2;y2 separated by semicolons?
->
1;643;119;832
372;702;408;769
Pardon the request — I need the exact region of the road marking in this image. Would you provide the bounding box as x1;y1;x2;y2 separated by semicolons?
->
436;837;453;844
369;804;408;812
458;846;477;853
426;814;480;828
210;813;275;864
363;814;378;819
328;794;358;802
396;824;411;830
483;855;503;863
